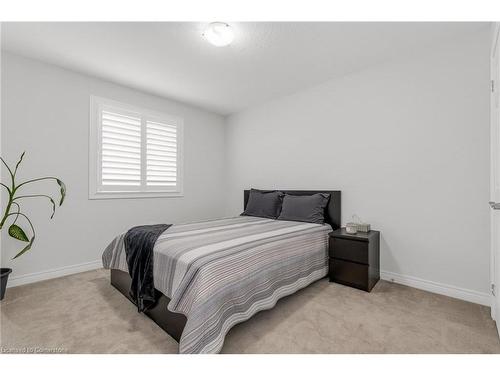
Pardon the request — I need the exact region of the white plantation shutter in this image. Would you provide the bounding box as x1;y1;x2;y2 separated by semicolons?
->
90;96;183;199
146;120;178;187
101;110;142;187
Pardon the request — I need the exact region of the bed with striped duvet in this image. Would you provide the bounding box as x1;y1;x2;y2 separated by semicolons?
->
102;216;331;354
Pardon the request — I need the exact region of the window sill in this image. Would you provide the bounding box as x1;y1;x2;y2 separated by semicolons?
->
89;191;184;200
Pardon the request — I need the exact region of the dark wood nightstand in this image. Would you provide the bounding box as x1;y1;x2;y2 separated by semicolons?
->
329;228;380;292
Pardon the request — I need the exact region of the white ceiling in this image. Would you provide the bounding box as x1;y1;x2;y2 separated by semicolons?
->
1;22;488;115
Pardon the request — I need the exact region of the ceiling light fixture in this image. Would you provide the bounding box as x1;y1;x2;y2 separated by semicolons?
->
202;22;234;47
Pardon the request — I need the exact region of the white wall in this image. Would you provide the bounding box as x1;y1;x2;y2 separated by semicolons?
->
1;30;492;305
1;52;226;284
225;30;491;302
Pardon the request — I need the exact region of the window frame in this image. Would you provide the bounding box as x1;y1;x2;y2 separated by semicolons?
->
89;96;184;199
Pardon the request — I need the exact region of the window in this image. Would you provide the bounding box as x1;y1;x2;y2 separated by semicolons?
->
89;96;183;199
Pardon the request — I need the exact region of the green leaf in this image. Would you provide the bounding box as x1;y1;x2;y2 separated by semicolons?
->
15;151;25;171
12;235;35;259
8;224;29;242
48;196;56;218
56;179;66;206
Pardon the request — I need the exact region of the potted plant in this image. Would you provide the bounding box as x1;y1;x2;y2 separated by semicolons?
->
0;152;66;300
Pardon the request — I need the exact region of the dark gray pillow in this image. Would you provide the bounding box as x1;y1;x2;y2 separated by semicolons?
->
241;189;284;219
277;193;330;224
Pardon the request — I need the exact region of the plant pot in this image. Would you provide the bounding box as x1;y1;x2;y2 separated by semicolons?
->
1;268;12;301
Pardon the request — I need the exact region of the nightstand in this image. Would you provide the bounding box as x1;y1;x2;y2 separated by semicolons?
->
329;228;380;292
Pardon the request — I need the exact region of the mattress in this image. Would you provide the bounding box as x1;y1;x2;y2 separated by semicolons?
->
102;216;331;353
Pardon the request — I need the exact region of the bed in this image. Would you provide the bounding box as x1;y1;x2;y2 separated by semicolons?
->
102;190;341;353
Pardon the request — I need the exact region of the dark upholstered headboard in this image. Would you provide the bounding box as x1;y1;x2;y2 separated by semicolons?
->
243;190;341;230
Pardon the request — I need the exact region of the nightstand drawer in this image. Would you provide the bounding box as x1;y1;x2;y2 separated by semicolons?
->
330;259;369;291
330;237;368;264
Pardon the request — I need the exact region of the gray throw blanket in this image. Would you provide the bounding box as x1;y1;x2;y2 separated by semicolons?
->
124;224;171;312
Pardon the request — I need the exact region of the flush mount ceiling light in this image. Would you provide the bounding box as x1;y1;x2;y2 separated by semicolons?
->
202;22;234;47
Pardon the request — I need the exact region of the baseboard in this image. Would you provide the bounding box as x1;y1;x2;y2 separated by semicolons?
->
491;296;497;321
6;261;491;307
7;260;102;288
380;270;491;307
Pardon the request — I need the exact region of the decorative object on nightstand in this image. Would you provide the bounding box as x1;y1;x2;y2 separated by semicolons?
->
349;214;371;233
329;228;380;292
345;222;357;234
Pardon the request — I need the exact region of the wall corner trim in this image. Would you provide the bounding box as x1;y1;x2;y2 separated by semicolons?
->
380;270;491;307
7;260;103;288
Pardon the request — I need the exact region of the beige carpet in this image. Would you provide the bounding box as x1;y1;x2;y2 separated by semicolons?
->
1;268;499;354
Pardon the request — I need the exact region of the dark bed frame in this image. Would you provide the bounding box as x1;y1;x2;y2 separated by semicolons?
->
110;189;341;343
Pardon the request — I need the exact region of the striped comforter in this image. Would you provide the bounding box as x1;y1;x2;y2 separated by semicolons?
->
102;216;331;354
